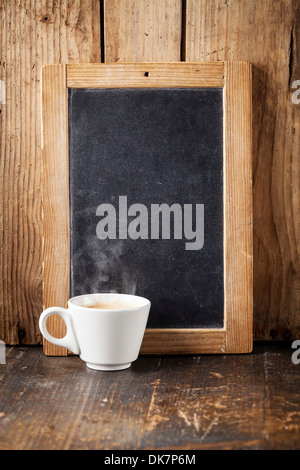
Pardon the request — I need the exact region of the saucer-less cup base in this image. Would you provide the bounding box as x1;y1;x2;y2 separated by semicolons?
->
86;362;131;371
39;293;151;372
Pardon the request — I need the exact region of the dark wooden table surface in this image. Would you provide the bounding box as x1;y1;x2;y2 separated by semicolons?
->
0;342;299;450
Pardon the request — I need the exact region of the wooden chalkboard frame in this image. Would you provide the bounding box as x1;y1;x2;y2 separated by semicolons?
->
42;62;253;356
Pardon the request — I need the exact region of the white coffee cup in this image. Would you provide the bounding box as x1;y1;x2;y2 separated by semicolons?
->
39;293;151;371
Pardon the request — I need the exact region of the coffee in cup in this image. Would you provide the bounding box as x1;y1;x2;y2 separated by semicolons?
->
39;293;151;371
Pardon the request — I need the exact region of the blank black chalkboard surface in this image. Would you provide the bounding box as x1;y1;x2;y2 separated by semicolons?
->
69;87;223;329
42;62;253;356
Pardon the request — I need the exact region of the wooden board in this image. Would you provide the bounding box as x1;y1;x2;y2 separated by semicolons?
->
42;65;69;356
185;0;300;341
0;343;299;450
0;0;299;348
0;0;101;345
42;62;252;355
103;0;182;63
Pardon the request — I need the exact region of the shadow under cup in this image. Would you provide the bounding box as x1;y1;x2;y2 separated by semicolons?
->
39;293;151;371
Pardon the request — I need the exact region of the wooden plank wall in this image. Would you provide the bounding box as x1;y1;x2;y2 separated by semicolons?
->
0;0;299;344
185;0;300;342
0;0;101;344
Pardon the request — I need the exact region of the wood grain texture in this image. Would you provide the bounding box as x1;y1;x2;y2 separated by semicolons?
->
43;61;252;354
42;64;69;356
0;343;299;449
0;0;101;345
224;61;253;353
104;0;182;63
2;0;293;345
185;0;300;341
140;329;226;354
40;0;182;353
67;62;224;88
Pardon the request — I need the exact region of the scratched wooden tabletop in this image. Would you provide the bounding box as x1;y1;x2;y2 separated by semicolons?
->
0;342;299;450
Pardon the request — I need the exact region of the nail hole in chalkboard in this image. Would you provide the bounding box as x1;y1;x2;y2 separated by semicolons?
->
144;72;149;77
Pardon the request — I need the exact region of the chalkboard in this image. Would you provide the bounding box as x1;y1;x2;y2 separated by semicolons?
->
42;62;253;355
68;87;223;328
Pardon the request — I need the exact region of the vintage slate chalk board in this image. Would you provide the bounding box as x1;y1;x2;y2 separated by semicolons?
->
42;62;253;355
68;87;223;329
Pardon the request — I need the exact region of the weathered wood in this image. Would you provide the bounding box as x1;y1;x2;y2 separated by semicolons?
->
0;343;299;449
264;344;300;449
104;0;182;63
67;62;224;88
185;0;300;341
2;0;297;345
42;64;69;356
0;0;101;345
140;329;226;354
42;61;252;355
223;61;253;353
0;347;161;450
138;354;266;449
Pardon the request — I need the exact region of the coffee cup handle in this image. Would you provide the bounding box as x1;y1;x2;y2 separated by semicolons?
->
39;307;80;354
